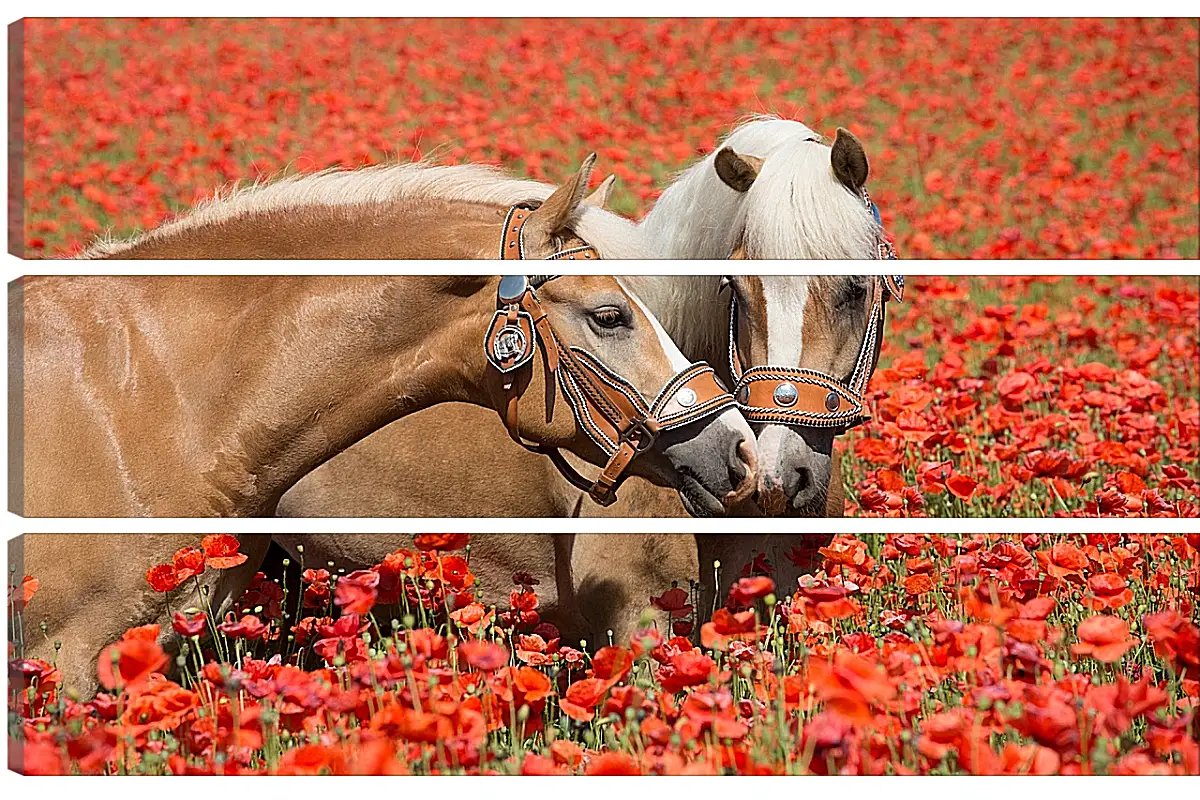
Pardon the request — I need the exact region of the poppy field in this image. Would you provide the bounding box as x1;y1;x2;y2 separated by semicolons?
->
841;275;1198;518
16;18;1200;258
8;533;1199;775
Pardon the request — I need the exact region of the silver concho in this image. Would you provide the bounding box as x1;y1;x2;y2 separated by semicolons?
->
494;326;528;362
824;391;841;412
773;382;799;407
498;275;529;304
675;387;697;408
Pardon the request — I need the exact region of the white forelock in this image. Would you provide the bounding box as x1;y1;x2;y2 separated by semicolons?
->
639;115;881;260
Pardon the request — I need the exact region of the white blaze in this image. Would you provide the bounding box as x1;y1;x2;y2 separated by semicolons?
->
756;276;811;474
616;277;691;372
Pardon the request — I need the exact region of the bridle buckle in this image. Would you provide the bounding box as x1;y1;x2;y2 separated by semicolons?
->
622;418;661;453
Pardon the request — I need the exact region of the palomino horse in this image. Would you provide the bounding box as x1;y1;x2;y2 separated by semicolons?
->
278;118;901;637
13;157;758;517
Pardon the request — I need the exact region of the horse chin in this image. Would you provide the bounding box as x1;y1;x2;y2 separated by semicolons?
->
788;493;829;518
675;473;726;518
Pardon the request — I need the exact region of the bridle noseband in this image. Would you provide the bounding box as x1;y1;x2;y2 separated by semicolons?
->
486;207;737;505
726;275;903;432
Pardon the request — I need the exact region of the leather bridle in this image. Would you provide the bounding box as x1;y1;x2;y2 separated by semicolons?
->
722;171;902;432
487;207;737;505
726;275;903;432
499;203;600;261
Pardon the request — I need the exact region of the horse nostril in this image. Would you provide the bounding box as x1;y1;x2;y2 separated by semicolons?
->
724;438;758;506
795;466;813;493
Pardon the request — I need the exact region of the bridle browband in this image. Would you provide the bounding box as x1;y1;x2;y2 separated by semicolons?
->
726;275;903;432
487;207;737;505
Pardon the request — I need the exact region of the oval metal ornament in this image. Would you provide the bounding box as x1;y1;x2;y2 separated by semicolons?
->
498;275;529;304
825;391;841;412
773;382;798;408
675;387;698;408
495;326;528;362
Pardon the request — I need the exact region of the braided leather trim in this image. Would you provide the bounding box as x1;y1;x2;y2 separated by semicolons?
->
742;407;870;429
556;368;619;456
657;394;737;431
568;346;652;418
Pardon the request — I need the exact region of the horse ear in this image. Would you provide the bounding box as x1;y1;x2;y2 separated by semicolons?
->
714;147;764;193
582;174;616;209
830;128;869;192
525;153;597;238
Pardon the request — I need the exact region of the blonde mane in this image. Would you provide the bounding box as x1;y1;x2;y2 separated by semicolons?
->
80;161;653;259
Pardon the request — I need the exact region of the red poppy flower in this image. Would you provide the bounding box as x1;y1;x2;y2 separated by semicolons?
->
145;563;181;593
1036;542;1090;580
585;752;642;776
559;677;608;722
20;575;39;608
658;649;716;694
700;608;758;651
728;576;776;607
217;613;267;640
521;754;567;776
171;546;206;581
1071;615;1138;663
458;639;509;671
511;665;553;703
550;739;584;768
172;611;207;638
1142;610;1200;676
412;533;470;551
650;586;693;615
1082;572;1134;610
904;573;936;596
334;570;380;615
201;534;248;569
629;626;663;659
946;472;978;501
592;646;634;686
97;636;168;690
806;650;896;725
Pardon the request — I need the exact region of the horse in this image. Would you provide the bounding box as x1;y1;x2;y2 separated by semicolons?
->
13;156;758;518
277;118;901;637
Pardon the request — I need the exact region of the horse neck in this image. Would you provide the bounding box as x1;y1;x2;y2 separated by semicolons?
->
619;275;729;374
91;199;510;259
177;276;499;513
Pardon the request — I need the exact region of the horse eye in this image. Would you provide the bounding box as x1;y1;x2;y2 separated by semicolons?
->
837;281;869;309
590;307;626;329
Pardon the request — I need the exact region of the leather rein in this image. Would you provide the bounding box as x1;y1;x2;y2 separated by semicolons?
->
486;207;737;505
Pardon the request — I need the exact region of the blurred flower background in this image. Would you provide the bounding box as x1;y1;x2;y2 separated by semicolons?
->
17;18;1200;257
